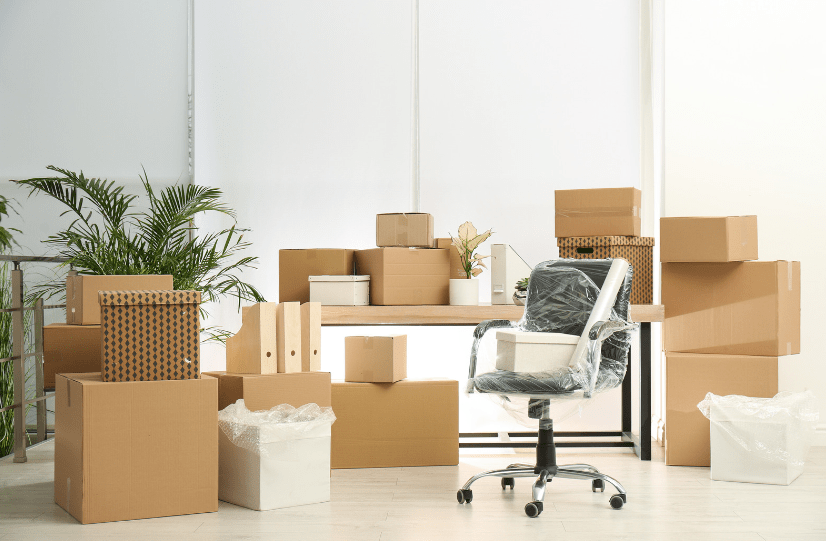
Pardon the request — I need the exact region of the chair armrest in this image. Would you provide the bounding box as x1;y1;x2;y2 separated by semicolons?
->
582;319;639;396
468;319;514;387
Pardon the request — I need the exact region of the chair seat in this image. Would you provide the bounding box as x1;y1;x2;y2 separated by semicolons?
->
471;366;624;397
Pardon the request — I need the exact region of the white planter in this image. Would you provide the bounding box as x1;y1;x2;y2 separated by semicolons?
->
449;278;479;306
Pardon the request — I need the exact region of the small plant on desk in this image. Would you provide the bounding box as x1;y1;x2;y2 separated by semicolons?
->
449;222;493;278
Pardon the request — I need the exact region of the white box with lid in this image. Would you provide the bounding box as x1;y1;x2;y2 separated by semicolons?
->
495;330;579;372
309;275;370;306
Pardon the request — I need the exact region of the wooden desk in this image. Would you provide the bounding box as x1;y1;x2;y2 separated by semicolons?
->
320;304;663;461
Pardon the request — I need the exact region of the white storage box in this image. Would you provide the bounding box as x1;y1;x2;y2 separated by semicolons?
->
495;330;578;372
218;401;336;511
309;275;369;306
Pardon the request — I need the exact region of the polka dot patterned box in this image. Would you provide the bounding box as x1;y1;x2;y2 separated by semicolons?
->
98;290;201;382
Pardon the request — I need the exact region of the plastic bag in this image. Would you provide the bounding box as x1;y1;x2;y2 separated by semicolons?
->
218;399;336;457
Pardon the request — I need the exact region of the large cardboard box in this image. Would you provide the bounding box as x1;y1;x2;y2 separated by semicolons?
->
435;237;467;280
557;236;654;304
43;324;101;389
99;290;201;382
54;373;218;524
660;216;758;262
345;335;407;383
279;249;355;303
226;302;277;375
355;248;450;305
204;371;332;411
66;274;173;325
555;188;641;238
376;213;434;248
662;261;800;356
665;353;777;467
331;379;458;468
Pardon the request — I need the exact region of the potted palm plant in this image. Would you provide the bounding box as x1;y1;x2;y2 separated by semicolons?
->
448;221;492;306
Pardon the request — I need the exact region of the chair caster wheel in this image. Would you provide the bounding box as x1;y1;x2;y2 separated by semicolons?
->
525;501;543;518
609;494;626;509
501;477;515;490
592;479;605;493
457;489;473;504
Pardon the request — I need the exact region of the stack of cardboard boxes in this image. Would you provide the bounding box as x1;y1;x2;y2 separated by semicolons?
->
660;216;801;467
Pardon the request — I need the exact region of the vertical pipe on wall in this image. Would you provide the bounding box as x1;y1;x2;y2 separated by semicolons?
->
410;0;420;212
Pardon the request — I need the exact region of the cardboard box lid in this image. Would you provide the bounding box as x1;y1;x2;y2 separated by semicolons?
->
496;330;579;345
309;275;370;282
557;236;655;247
98;290;200;306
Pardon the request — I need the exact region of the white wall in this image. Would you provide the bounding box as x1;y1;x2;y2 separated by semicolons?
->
664;0;826;440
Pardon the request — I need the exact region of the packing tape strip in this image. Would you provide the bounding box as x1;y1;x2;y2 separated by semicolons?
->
741;217;749;246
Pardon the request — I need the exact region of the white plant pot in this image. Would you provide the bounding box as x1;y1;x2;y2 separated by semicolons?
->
449;278;479;306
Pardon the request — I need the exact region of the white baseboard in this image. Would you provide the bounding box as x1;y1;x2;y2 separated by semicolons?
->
815;425;826;447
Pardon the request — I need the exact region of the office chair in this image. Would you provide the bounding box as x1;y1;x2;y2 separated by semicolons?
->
458;259;637;517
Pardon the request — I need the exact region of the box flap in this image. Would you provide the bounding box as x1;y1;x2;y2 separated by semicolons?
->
98;290;200;307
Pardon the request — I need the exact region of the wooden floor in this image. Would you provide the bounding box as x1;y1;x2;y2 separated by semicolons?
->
2;441;825;540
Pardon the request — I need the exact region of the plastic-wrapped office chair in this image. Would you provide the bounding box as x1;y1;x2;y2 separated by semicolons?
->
458;259;638;517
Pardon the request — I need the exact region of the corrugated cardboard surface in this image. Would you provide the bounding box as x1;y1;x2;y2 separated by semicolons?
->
435;238;466;279
99;290;201;381
344;335;407;383
660;216;758;262
665;353;778;467
66;274;173;325
331;379;458;468
557;236;654;304
354;248;450;305
225;302;277;374
204;371;331;411
43;323;101;389
54;373;218;524
662;261;801;356
279;249;355;303
376;213;434;248
555;188;641;237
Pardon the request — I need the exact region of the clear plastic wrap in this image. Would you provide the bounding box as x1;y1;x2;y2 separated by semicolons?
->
466;259;637;423
218;399;336;457
697;391;819;468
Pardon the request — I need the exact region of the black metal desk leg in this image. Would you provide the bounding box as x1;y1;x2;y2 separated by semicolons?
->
621;347;632;433
639;322;652;461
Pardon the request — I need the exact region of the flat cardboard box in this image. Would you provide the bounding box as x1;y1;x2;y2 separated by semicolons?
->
331;379;458;468
344;335;407;383
226;302;277;374
555;187;641;238
354;248;450;306
99;290;201;382
54;373;218;524
376;213;434;248
204;371;331;411
665;353;777;467
557;236;655;304
66;274;173;325
276;302;302;373
660;216;758;262
301;302;321;371
279;249;355;303
435;237;466;280
662;261;800;356
43;324;101;389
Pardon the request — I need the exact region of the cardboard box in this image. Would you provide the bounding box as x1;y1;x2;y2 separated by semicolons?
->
344;335;407;383
331;379;458;468
555;187;641;238
435;237;466;280
665;353;777;467
660;216;758;262
376;213;434;248
309;275;370;305
54;373;218;524
276;302;301;373
557;236;654;304
354;248;450;305
301;302;321;371
662;261;800;356
226;303;277;374
99;290;201;382
279;249;355;303
66;274;173;325
43;324;101;389
204;371;332;411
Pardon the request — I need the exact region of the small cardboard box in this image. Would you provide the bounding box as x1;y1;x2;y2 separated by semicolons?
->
66;274;173;325
279;249;355;303
376;213;434;248
331;379;458;468
43;323;101;389
435;238;466;280
660;216;758;262
662;261;800;356
555;187;641;238
226;302;277;375
309;275;370;305
557;236;654;304
99;290;200;382
54;373;218;524
204;371;332;411
354;248;450;305
345;335;407;383
665;353;777;467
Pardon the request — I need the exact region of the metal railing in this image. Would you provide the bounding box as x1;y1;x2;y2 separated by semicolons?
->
0;255;71;463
